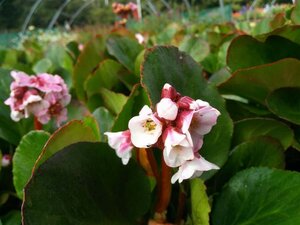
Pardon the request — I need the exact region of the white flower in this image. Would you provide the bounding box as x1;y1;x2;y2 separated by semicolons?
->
128;105;163;148
104;130;133;165
171;156;219;183
163;127;194;167
156;98;178;121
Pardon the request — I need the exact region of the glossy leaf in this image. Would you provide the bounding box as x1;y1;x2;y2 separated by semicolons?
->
212;167;300;225
215;137;285;189
266;87;300;125
232;118;293;150
13;131;50;199
106;36;143;73
227;35;300;72
190;179;210;225
23;142;151;225
141;46;233;177
220;58;300;104
34;120;99;169
73;36;105;101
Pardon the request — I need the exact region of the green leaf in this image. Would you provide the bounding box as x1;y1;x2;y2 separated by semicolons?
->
220;58;300;104
82;116;101;141
232;118;293;150
141;46;233;178
84;59;122;97
13;131;50;199
22;142;151;225
209;68;231;86
92;107;115;141
178;36;210;62
106;36;143;73
34;120;99;169
227;35;300;72
190;179;210;225
73;36;105;101
212;167;300;225
215;137;285;189
266;87;300;125
112;84;149;132
32;58;52;74
1;210;21;225
99;88;128;115
291;2;300;24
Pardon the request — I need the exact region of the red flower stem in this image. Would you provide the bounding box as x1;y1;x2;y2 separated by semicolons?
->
34;117;43;130
146;148;160;182
175;188;186;225
154;156;172;222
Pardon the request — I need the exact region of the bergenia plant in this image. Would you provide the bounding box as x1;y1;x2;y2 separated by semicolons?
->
5;71;71;128
105;83;220;183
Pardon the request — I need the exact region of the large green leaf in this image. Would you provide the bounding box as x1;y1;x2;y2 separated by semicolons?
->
190;179;210;225
1;210;21;225
12;131;50;199
34;120;99;169
227;35;300;72
84;59;122;97
73;36;105;101
212;167;300;225
220;58;300;104
232;118;293;150
106;36;143;73
214;137;285;189
266;87;300;125
22;142;151;225
141;46;233;177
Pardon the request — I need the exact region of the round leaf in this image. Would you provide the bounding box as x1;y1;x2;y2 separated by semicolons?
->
141;46;233;176
266;87;300;125
13;131;50;199
22;142;151;225
215;137;285;189
212;167;300;225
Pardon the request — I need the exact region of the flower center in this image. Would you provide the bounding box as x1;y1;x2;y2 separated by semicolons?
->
143;119;157;132
49;102;62;115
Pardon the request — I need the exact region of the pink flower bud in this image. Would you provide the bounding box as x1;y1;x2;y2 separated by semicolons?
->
1;154;11;167
156;98;178;121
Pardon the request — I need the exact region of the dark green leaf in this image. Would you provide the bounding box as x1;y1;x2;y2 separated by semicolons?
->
92;107;115;141
221;58;300;104
215;137;285;189
266;87;300;125
212;167;300;225
1;210;21;225
23;142;151;225
232;118;293;150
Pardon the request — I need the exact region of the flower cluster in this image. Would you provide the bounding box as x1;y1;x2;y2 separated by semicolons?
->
5;71;71;126
112;2;139;20
105;83;220;183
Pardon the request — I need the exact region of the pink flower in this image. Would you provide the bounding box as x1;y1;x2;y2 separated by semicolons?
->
5;71;71;126
105;130;134;165
171;156;219;183
128;105;163;148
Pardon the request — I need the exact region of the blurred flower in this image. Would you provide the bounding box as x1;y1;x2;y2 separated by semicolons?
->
5;71;71;126
1;154;11;167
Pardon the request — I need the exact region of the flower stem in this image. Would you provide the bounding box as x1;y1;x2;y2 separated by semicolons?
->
175;188;186;224
146;148;160;182
154;156;172;223
34;117;42;130
138;148;155;177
